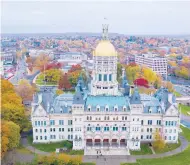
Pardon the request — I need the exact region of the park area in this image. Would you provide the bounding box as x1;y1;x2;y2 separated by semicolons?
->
122;125;190;165
179;104;190;116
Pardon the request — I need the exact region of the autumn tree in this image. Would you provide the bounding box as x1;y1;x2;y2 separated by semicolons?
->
1;79;26;130
142;66;157;85
15;79;35;102
34;53;50;71
45;62;63;71
56;89;64;95
153;129;165;151
69;64;82;72
1;120;20;158
38;69;62;84
68;70;81;86
125;63;141;84
59;73;72;90
153;76;162;89
134;78;149;88
162;81;174;93
175;66;189;79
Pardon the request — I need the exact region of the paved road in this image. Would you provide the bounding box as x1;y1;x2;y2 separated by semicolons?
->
168;76;190;86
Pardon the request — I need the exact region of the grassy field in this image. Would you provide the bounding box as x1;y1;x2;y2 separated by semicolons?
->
35;78;57;85
121;145;190;165
173;91;182;97
154;140;181;154
180;125;190;142
27;135;72;152
130;144;152;155
122;126;190;165
27;135;84;155
179;104;190;116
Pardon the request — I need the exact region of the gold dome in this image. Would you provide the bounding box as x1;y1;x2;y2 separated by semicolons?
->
93;40;117;57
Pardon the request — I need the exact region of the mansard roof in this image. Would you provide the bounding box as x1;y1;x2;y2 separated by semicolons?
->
85;95;130;111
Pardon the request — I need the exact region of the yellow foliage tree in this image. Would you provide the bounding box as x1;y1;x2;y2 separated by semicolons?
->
1;120;20;158
56;89;64;95
125;64;141;84
168;61;177;67
142;66;157;85
1;79;26;130
153;129;165;151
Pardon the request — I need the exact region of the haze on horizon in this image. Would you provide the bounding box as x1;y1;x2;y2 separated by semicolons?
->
2;1;190;35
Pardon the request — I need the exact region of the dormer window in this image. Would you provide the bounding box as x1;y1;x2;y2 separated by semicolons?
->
96;105;100;112
60;110;63;113
87;105;91;111
105;105;109;112
114;105;118;112
123;106;127;112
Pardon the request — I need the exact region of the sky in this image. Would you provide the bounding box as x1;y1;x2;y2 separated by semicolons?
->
1;1;190;35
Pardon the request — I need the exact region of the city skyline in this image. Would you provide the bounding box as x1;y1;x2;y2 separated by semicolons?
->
2;1;190;35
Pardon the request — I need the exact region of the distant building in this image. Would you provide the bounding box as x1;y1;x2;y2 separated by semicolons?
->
135;53;167;78
55;52;87;67
29;49;54;59
0;52;14;65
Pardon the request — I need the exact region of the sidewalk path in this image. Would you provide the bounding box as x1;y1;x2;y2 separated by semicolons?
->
21;138;51;155
83;135;189;165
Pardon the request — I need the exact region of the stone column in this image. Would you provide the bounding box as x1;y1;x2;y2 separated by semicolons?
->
118;139;120;148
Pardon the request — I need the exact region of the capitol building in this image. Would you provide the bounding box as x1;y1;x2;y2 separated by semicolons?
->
31;25;180;155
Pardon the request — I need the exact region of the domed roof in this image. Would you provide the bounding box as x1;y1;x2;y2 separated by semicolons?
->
93;40;117;57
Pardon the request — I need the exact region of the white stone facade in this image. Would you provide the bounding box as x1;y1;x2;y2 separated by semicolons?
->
31;26;180;155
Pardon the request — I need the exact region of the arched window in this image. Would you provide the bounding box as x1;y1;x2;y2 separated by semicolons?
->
107;116;109;120
122;116;124;120
123;106;127;112
104;116;106;120
125;116;127;120
87;116;89;120
90;116;92;120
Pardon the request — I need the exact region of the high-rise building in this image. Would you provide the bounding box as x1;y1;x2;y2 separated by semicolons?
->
135;53;167;78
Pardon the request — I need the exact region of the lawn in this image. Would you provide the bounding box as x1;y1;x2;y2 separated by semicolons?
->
121;145;190;165
173;91;182;97
27;135;72;152
35;77;57;85
180;125;190;142
154;140;181;154
130;144;152;155
179;104;190;116
122;127;190;165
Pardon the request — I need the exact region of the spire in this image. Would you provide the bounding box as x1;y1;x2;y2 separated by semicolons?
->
102;18;109;40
